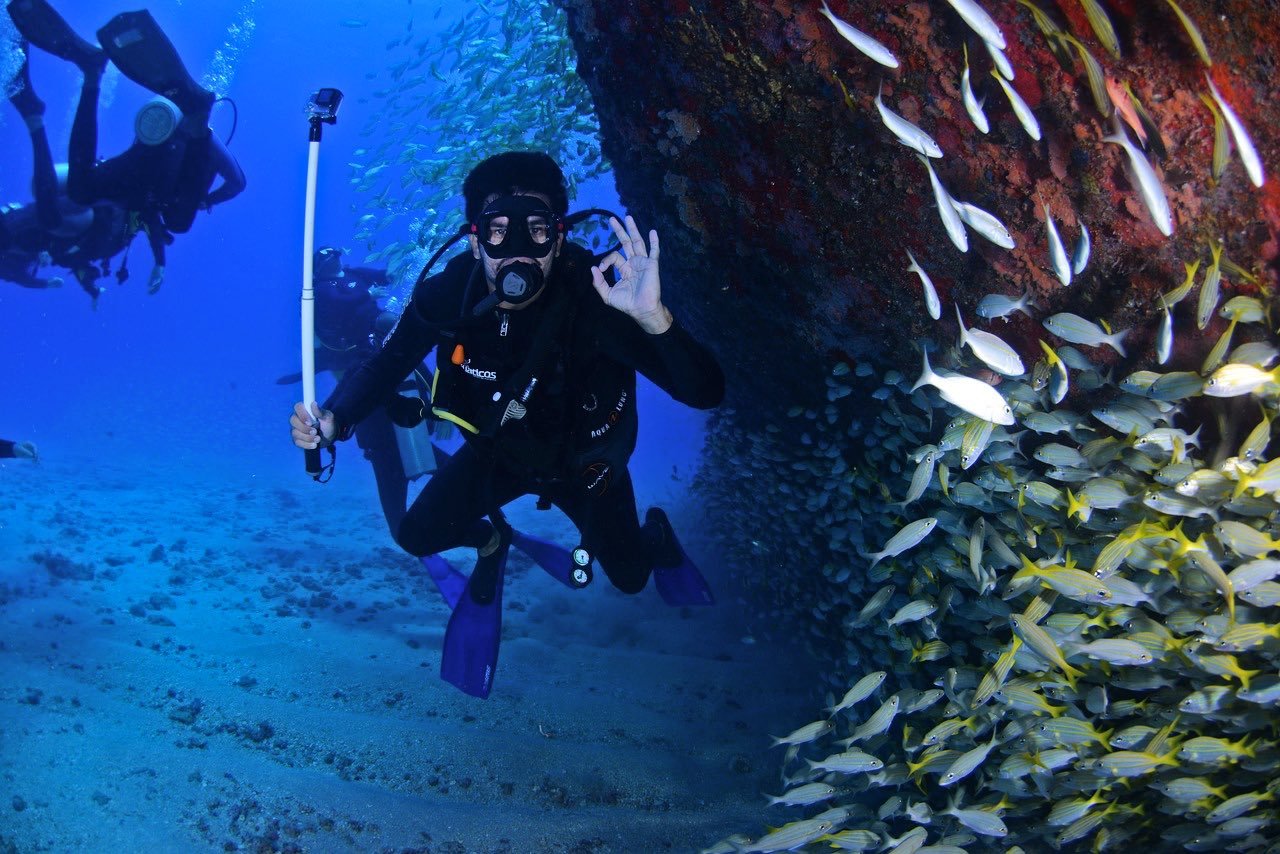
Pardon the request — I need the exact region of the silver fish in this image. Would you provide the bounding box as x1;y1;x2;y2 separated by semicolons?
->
920;157;969;253
877;85;943;158
899;449;938;507
911;349;1014;425
1227;559;1280;592
770;718;835;747
887;598;938;626
852;584;896;625
1157;303;1173;364
953;200;1016;249
1204;72;1265;187
806;750;884;774
906;249;942;320
939;731;1001;786
765;782;838;807
1072;221;1091;275
943;0;1006;50
1205;363;1280;397
818;1;899;68
863;517;938;567
1197;241;1224;330
976;289;1036;321
1043;312;1128;356
733;817;839;853
960;44;989;134
991;71;1040;141
985;39;1015;81
1069;638;1155;666
1043;203;1073;286
846;694;901;743
1102;122;1174;236
955;306;1025;376
828;670;887;715
1220;295;1265;323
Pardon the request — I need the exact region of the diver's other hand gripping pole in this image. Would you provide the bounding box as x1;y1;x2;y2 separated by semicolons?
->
300;88;342;478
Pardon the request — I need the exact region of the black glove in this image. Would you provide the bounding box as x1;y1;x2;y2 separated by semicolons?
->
384;393;426;428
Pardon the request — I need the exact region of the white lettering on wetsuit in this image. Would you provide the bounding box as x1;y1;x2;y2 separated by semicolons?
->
461;358;498;381
589;390;628;439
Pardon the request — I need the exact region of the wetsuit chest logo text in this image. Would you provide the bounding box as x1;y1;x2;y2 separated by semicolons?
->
589;390;628;438
461;358;498;382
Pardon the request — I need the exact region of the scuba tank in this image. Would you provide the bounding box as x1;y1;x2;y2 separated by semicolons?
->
392;379;437;481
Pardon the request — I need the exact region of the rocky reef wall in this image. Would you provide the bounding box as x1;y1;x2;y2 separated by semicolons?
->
557;0;1278;411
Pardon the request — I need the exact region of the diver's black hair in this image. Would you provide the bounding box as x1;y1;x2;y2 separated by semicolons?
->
463;151;568;223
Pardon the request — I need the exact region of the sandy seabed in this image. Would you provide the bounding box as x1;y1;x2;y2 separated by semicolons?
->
0;450;814;853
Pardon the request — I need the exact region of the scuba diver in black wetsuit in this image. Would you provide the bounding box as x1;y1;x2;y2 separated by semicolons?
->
1;48;141;300
0;439;38;461
289;152;724;697
5;0;246;295
278;246;440;538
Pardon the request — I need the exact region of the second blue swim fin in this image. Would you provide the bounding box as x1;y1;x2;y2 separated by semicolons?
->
511;529;588;589
646;508;715;607
420;554;466;610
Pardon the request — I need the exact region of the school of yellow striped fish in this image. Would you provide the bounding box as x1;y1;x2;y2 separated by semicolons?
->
350;0;610;292
697;0;1275;851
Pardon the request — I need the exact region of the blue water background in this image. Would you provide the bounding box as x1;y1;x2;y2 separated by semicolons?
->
1;0;705;495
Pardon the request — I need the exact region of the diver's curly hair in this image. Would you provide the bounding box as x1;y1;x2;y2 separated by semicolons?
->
463;151;568;223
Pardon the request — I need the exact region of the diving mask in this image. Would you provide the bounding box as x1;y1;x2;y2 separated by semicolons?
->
472;195;563;260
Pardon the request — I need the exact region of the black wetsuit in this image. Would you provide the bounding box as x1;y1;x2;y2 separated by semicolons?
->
324;242;724;594
2;74;144;293
0;199;136;291
66;72;244;240
0;440;17;458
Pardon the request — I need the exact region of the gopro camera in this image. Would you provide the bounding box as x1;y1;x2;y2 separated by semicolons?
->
306;88;343;124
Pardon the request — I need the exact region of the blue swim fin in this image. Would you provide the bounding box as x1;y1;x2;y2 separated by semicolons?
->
646;508;715;607
419;554;466;610
440;544;508;698
511;529;590;589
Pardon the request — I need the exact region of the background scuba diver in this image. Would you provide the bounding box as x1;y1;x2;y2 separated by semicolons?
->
289;151;724;697
5;0;246;296
1;46;137;300
278;246;443;539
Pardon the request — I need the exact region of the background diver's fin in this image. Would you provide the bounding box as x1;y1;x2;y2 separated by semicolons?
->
440;548;506;698
510;530;579;589
647;508;715;607
6;0;104;71
653;560;716;607
419;555;466;610
96;10;213;120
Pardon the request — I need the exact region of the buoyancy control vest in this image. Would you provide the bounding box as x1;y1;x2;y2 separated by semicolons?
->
426;242;639;485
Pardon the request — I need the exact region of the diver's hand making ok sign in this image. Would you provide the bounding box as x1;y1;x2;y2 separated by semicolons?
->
590;215;673;335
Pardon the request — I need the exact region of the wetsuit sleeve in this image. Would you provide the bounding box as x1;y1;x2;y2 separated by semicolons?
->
322;273;443;440
143;212;169;267
204;134;246;207
596;303;725;409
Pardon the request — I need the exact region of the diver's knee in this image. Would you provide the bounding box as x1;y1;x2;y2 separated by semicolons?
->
610;570;648;596
394;521;424;557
